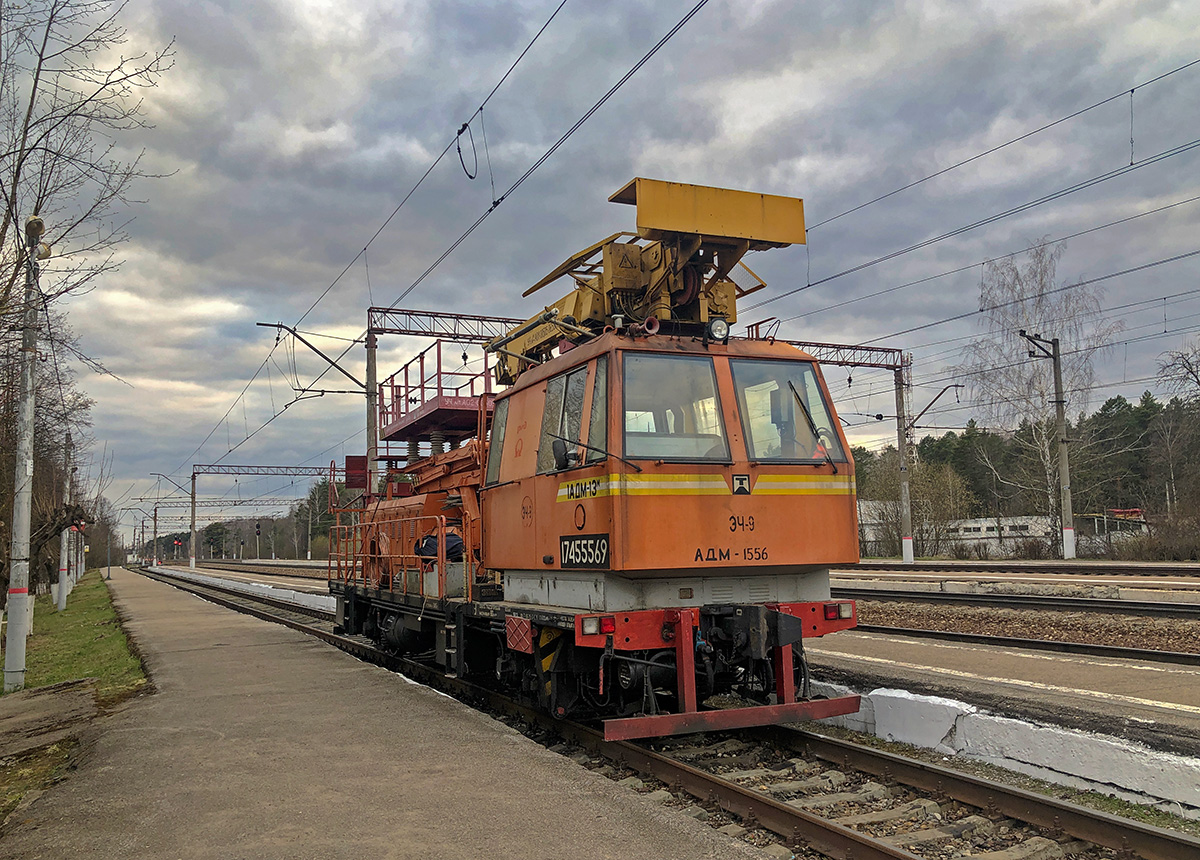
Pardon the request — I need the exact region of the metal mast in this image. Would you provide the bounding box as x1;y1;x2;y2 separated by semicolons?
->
1019;330;1076;559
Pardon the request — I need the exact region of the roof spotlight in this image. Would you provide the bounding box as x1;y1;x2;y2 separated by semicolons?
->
706;317;730;343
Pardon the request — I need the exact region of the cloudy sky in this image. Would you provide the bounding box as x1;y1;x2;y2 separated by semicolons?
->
52;0;1199;526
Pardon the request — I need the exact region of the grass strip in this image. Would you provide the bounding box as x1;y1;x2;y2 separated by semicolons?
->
1;569;146;705
1;569;148;828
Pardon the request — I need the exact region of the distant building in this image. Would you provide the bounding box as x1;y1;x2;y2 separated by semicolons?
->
857;499;1147;559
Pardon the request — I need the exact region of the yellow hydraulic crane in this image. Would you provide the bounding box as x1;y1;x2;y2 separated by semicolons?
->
486;177;807;384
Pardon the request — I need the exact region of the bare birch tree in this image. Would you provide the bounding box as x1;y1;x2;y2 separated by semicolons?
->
0;0;172;324
959;239;1121;520
0;0;168;591
1157;340;1200;395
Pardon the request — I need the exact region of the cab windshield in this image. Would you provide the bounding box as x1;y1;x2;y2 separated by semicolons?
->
730;358;847;462
623;353;729;461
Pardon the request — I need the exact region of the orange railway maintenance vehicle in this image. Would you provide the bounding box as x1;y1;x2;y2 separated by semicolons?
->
329;178;861;740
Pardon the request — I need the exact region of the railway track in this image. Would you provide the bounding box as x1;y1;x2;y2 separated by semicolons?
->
832;586;1200;618
850;560;1200;578
190;559;1200;580
855;624;1200;666
132;565;1200;860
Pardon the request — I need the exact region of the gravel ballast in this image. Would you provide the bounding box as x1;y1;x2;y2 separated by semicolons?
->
856;601;1200;653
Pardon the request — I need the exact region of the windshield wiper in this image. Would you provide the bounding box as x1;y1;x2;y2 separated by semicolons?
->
549;433;644;473
787;381;838;474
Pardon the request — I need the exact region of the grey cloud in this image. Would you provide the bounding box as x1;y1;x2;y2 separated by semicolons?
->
52;0;1200;491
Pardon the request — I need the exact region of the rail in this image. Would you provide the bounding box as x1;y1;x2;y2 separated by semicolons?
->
848;559;1200;577
832;586;1200;617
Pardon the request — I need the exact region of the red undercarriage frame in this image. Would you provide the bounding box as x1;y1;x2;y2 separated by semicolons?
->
568;601;861;741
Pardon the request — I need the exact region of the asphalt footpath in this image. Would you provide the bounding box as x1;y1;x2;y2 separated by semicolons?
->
2;568;765;860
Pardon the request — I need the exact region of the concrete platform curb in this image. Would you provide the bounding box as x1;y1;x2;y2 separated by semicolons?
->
148;565;334;612
811;680;1200;818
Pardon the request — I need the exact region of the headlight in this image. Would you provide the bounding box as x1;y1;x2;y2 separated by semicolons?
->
707;318;730;342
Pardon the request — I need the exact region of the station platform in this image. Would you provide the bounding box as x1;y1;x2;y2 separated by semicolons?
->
2;568;763;860
806;630;1200;758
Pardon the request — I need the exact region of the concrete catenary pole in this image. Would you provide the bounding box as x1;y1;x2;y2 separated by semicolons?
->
152;506;159;566
893;366;914;564
1020;331;1076;560
4;216;46;692
189;472;197;569
1051;337;1076;559
57;432;73;610
366;330;378;496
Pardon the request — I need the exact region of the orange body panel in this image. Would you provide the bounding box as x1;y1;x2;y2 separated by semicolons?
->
481;333;858;576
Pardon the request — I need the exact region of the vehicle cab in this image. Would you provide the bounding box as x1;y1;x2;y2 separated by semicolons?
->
480;331;858;611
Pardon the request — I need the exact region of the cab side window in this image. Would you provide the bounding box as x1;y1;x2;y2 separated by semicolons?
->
484;396;510;485
585;356;608;463
537;365;588;473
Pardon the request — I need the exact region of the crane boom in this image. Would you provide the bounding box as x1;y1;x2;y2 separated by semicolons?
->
487;177;806;384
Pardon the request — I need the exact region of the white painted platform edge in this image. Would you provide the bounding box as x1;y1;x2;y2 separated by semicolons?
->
147;565;336;613
811;680;1200;819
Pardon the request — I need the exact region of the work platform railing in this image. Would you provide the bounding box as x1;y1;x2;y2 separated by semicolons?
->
329;512;482;601
378;341;496;439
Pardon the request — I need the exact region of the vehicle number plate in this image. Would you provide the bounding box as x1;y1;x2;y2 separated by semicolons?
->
560;534;610;569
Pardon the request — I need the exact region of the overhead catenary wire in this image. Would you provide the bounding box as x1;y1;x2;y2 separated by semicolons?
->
861;247;1200;345
778;192;1200;326
909;315;1200;395
807;58;1200;231
171;345;282;475
293;0;570;330
176;1;575;476
824;285;1200;395
386;0;714;310
747;135;1200;314
280;0;710;405
832;286;1200;440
